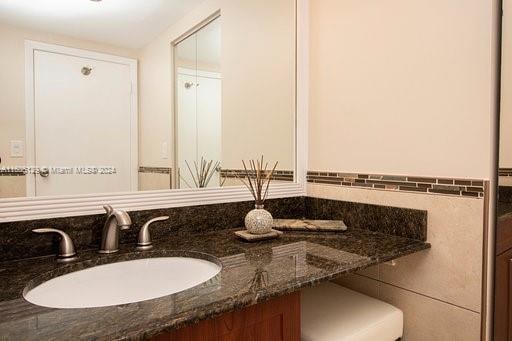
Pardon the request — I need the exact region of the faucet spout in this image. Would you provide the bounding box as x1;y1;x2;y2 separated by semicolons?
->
113;210;132;230
99;205;132;253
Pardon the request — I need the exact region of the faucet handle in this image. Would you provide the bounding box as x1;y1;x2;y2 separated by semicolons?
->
103;205;113;215
33;228;77;262
137;216;170;251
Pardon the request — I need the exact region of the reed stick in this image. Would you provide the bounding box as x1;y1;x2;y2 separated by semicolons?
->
237;156;278;206
181;157;221;188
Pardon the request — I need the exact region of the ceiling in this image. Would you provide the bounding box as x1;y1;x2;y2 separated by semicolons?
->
0;0;207;49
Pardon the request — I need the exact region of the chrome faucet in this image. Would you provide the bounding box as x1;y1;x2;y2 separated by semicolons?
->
137;216;169;250
32;228;77;262
99;205;132;254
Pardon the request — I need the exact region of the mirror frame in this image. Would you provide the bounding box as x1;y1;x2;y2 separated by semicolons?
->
0;0;308;222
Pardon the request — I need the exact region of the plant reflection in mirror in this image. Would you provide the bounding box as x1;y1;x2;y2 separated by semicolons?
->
180;157;224;188
237;156;278;206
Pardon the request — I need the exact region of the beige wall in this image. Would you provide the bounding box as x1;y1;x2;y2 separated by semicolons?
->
220;0;295;170
501;0;512;167
138;34;172;169
309;0;496;339
499;176;512;187
0;176;25;198
138;0;295;172
138;173;171;191
309;0;494;179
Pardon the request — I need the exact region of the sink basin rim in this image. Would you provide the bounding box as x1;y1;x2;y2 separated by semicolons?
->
23;252;222;309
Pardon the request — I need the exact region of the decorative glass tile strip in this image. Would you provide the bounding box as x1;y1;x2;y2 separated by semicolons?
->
220;169;294;182
0;169;26;177
138;167;172;174
499;168;512;176
307;171;485;198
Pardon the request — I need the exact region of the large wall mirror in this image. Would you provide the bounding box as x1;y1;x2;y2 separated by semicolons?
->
0;0;297;202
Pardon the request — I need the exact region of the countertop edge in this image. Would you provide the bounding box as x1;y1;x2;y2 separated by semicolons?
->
123;242;431;341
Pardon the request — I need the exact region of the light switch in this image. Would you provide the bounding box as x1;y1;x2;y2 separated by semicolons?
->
10;140;23;158
161;141;169;159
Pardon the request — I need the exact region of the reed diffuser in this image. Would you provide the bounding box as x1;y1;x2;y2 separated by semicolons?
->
180;157;222;188
237;157;278;234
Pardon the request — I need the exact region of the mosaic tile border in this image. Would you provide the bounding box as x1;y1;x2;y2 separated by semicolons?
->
0;169;26;177
307;171;485;198
0;167;173;176
0;167;171;176
499;168;512;176
138;166;172;174
220;169;294;182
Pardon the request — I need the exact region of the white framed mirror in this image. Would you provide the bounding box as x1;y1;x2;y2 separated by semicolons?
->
0;0;308;221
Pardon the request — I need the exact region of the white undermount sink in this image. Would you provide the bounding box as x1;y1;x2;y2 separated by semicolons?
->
24;257;221;309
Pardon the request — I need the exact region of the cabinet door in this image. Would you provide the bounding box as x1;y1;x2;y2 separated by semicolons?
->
510;258;512;341
152;292;300;341
494;248;512;341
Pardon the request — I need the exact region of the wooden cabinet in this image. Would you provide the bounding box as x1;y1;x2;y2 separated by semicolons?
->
151;292;300;341
494;247;512;340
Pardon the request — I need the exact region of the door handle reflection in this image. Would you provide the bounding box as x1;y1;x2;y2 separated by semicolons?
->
39;168;50;177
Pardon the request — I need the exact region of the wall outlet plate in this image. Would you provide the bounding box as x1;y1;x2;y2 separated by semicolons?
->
10;140;24;158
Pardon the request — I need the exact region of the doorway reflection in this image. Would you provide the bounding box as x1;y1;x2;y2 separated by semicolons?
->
174;17;222;189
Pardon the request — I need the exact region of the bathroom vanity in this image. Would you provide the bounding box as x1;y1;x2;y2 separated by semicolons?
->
0;218;429;340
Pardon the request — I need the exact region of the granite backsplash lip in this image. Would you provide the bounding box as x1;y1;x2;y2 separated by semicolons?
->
0;196;427;262
0;228;430;341
0;197;306;262
305;197;428;241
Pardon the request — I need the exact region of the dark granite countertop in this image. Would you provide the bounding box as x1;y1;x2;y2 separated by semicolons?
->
0;228;430;340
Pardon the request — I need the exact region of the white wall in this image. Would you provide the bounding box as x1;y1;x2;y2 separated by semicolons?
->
309;0;494;179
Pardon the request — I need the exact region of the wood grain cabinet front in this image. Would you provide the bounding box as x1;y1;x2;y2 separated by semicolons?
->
494;248;512;341
151;292;301;341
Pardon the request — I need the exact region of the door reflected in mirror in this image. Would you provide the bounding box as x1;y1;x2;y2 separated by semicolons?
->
0;0;296;198
175;17;222;189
